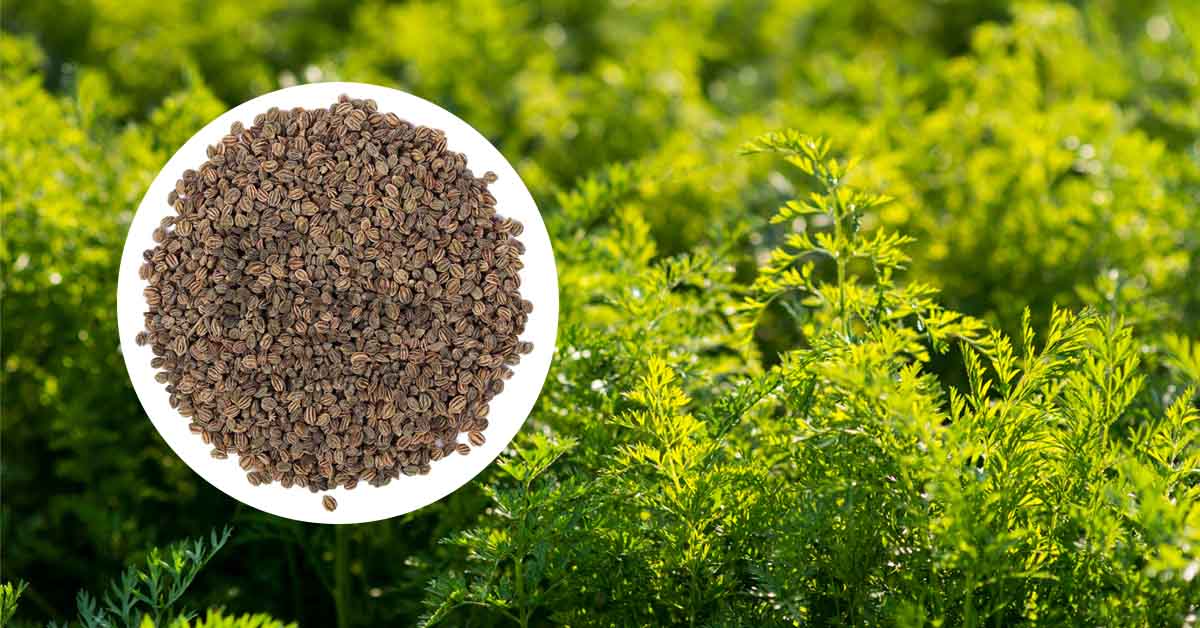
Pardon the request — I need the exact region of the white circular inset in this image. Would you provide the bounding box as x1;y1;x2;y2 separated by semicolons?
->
117;82;558;524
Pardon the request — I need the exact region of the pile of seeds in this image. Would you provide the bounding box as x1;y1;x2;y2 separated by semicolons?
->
136;95;532;501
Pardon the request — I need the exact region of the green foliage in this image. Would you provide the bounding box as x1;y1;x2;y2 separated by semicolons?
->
0;532;251;628
416;137;1199;626
739;131;986;353
2;581;29;626
179;610;297;628
747;142;1199;626
55;528;232;628
1;32;230;607
4;1;1200;627
768;3;1200;339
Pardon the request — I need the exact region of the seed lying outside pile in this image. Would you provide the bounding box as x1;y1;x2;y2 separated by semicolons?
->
136;95;533;503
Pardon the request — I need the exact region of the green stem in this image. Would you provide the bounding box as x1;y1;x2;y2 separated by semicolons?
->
513;482;533;628
832;199;850;340
335;526;350;628
687;544;700;628
837;248;848;339
514;559;529;628
819;164;851;341
964;574;977;628
286;539;302;621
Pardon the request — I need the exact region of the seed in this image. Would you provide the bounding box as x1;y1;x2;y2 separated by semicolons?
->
322;495;337;511
138;95;531;494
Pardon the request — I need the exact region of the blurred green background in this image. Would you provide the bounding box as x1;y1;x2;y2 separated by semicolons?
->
2;0;1198;626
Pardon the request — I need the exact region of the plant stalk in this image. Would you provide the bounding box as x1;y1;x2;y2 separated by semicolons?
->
336;525;350;628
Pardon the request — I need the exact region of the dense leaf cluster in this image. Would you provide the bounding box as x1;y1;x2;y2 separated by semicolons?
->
3;1;1198;626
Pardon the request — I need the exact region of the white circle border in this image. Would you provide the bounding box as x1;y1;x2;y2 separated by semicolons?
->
116;82;559;524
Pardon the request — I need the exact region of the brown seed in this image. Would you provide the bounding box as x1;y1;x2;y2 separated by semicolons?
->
322;495;337;511
139;96;533;493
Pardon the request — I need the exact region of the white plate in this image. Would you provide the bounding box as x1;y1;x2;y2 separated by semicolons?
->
117;82;558;524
